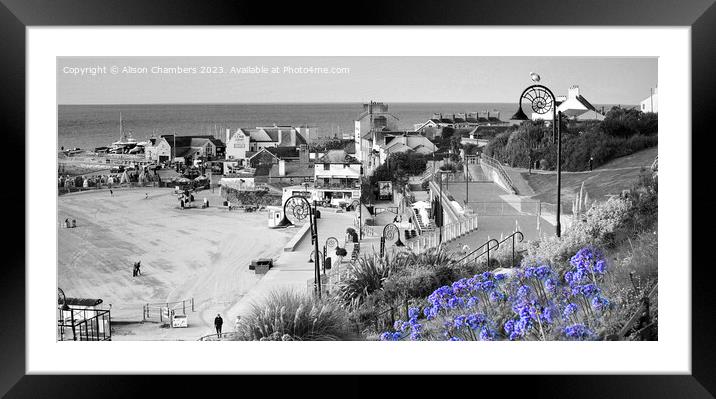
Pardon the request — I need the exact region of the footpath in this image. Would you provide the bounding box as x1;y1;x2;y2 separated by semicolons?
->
224;210;357;319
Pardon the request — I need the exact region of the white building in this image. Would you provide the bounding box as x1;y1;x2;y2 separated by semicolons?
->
639;87;658;113
532;86;605;121
225;125;308;165
353;102;399;166
145;136;172;163
280;149;362;208
378;134;437;165
145;135;224;164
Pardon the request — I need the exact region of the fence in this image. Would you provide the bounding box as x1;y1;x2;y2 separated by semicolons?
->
405;214;480;252
478;154;517;194
143;298;195;323
467;201;542;216
57;308;112;341
58;181;166;195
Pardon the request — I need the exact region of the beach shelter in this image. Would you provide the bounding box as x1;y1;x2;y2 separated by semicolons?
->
120;170;130;184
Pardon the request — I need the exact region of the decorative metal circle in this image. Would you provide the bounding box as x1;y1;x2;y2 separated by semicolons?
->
383;223;399;242
522;86;553;115
325;237;339;250
284;196;310;224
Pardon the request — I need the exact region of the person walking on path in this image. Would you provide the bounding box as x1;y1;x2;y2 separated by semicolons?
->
214;314;223;337
135;260;142;276
589;157;594;172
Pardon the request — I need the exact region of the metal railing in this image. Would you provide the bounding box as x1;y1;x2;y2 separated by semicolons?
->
143;298;195;323
57;308;112;341
496;231;525;268
479;154;517;194
405;214;480;252
455;238;500;267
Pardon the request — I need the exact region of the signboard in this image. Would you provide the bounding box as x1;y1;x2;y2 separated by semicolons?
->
378;181;393;200
172;314;188;328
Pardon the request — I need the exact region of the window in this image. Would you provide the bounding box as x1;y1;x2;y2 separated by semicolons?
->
323;163;330;170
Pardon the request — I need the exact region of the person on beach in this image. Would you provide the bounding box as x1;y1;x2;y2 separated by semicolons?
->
109;189;113;196
132;262;137;277
135;261;141;276
64;218;70;228
71;219;77;228
145;193;149;199
214;314;223;337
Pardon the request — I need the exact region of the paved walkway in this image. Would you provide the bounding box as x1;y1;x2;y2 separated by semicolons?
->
440;165;552;252
224;210;358;319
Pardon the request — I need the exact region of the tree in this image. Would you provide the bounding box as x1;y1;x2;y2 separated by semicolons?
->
602;106;658;137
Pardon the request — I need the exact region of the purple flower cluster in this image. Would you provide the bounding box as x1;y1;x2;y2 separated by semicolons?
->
379;331;402;341
563;323;594;340
381;306;425;341
564;246;612;319
379;246;612;342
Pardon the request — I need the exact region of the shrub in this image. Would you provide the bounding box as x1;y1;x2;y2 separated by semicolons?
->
483;110;657;171
483;130;511;162
602;106;658;137
380;246;617;341
233;289;353;341
337;254;398;309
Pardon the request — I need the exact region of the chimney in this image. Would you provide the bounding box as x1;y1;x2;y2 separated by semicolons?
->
278;159;286;176
569;85;580;99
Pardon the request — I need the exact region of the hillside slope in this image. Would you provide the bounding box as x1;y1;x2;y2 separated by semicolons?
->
524;146;657;211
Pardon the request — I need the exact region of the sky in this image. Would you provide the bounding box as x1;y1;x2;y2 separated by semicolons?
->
57;56;657;105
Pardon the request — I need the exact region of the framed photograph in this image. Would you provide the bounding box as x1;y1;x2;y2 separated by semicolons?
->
4;0;711;396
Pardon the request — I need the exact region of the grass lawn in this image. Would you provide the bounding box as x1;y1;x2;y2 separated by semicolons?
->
524;147;657;212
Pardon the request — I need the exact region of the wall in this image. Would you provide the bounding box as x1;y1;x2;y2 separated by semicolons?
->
314;163;361;179
226;130;250;160
478;161;516;194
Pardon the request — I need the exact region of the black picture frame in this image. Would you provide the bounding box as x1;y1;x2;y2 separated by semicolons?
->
2;0;709;397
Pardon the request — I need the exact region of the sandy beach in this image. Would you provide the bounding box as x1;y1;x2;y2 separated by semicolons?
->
58;187;295;340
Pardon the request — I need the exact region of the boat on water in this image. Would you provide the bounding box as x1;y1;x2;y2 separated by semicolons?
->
107;112;145;154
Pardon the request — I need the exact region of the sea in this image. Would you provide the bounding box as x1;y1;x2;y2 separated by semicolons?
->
57;103;523;150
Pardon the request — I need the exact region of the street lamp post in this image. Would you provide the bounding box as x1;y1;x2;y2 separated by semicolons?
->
511;78;563;237
380;223;405;258
282;195;322;298
435;170;448;245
